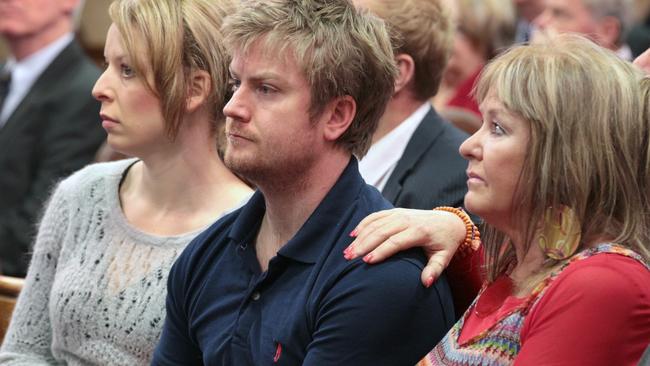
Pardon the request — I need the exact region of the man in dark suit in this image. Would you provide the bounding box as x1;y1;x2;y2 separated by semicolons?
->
354;0;481;316
0;0;104;276
355;0;468;211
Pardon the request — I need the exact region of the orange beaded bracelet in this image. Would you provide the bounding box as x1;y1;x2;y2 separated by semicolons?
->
433;206;481;255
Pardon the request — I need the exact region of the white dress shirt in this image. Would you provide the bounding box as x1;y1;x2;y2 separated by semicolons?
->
359;102;431;191
616;44;633;61
0;33;74;127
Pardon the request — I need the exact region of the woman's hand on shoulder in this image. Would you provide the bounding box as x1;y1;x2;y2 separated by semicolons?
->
344;208;466;287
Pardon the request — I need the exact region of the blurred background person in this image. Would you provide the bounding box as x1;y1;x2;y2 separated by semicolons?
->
513;0;545;42
353;0;480;317
0;0;105;277
533;0;635;59
432;0;516;134
0;0;252;364
625;0;650;56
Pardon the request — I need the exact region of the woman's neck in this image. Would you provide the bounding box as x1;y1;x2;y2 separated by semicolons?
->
505;232;547;296
119;117;252;235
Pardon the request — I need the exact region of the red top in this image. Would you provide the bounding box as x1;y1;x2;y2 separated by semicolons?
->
446;68;482;118
447;245;484;317
459;254;650;365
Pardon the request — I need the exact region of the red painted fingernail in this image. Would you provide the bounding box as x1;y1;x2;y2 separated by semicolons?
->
425;276;434;288
343;246;353;260
349;229;358;237
363;253;373;263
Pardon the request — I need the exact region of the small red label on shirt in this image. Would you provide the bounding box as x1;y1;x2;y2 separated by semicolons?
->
273;342;282;362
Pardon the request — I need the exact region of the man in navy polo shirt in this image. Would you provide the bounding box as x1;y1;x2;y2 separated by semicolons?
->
152;0;455;364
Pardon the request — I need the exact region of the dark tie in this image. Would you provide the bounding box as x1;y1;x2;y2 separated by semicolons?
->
0;70;11;112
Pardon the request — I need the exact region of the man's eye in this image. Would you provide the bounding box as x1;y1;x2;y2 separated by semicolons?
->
258;84;276;95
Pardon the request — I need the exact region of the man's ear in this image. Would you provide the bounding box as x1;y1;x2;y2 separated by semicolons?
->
186;69;212;113
394;53;415;94
322;95;356;142
596;16;621;50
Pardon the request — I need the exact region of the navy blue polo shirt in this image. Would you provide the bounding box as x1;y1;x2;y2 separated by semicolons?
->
152;158;455;365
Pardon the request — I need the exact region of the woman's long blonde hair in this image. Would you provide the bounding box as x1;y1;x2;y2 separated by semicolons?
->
474;35;649;282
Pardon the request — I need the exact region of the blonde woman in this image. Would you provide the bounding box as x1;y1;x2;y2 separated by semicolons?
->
349;35;650;365
0;0;251;365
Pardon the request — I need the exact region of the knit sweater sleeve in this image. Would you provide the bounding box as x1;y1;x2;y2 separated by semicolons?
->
0;178;71;365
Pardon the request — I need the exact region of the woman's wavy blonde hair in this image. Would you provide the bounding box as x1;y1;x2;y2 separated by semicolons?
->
474;34;649;282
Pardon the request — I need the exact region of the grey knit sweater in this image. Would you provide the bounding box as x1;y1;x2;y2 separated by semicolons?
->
0;159;217;365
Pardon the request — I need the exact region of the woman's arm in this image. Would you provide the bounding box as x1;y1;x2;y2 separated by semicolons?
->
0;183;70;365
344;208;469;286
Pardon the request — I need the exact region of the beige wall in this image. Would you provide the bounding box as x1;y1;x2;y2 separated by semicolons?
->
78;0;112;58
78;0;113;64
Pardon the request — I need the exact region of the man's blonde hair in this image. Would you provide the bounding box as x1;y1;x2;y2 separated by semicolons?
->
474;35;649;281
109;0;234;139
222;0;397;157
361;0;453;99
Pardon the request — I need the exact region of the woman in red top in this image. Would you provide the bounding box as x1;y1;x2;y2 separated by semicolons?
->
347;35;650;365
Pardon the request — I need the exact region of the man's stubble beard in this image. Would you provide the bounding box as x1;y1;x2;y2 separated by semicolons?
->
224;142;317;194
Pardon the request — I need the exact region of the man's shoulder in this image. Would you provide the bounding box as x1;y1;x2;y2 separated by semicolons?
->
315;183;429;288
320;179;450;303
357;182;393;211
307;186;455;339
314;247;455;340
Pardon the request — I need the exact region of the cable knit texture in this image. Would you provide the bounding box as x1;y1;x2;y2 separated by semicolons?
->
0;159;207;365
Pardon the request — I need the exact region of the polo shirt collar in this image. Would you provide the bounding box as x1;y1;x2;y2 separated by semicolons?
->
228;157;365;264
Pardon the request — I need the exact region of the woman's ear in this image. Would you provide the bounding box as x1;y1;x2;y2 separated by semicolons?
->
186;69;212;113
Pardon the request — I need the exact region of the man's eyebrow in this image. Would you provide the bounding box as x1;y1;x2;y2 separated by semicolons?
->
229;70;286;86
251;72;284;82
